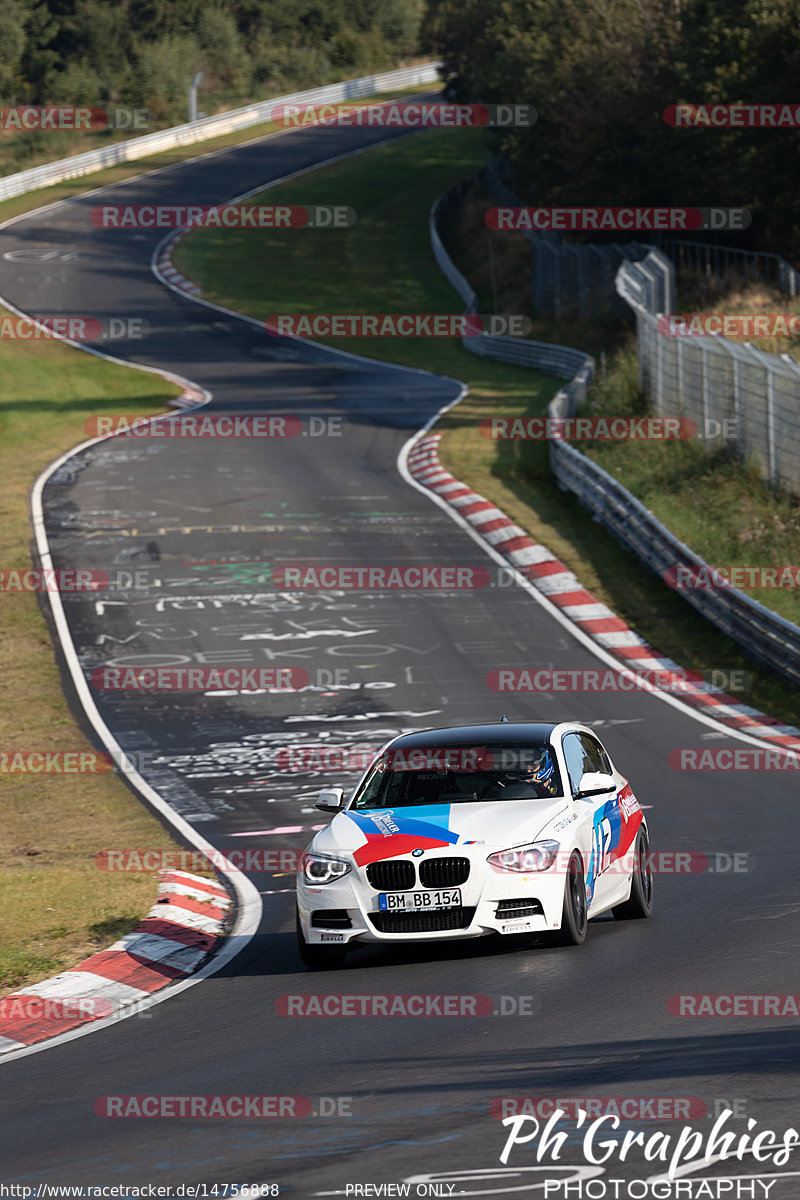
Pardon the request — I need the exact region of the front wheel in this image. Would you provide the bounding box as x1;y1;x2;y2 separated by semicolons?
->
550;851;588;946
612;829;654;920
296;909;348;969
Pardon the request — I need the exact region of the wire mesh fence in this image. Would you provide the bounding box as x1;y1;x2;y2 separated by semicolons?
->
618;252;800;497
655;237;800;298
485;158;653;318
486;158;800;317
431;173;800;686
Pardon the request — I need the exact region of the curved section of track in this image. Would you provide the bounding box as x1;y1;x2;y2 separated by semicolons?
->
0;119;798;1194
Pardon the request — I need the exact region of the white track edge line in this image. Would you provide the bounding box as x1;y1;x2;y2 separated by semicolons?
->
1;110;786;1063
396;436;797;750
0;115;446;1064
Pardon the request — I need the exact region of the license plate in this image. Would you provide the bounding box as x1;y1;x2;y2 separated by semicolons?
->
379;889;461;911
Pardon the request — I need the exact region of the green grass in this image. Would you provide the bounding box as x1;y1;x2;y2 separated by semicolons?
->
174;128;564;415
0;83;438;998
675;272;800;361
576;346;800;626
174;127;800;726
0;323;189;995
0;86;438;227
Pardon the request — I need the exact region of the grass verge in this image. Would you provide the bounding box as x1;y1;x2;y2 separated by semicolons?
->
174;126;565;416
0;84;433;997
0;328;184;995
577;346;800;626
0;76;437;177
174;129;800;725
0;86;438;227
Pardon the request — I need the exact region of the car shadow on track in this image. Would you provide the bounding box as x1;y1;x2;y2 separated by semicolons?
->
337;1026;800;1098
212;920;619;977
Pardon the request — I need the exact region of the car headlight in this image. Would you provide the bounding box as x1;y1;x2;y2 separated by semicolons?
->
301;852;351;885
487;840;560;872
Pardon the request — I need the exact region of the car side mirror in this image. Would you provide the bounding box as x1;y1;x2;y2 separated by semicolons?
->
315;786;345;813
575;771;616;800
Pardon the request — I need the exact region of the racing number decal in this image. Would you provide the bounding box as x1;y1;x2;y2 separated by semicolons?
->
587;799;622;901
591;815;613;881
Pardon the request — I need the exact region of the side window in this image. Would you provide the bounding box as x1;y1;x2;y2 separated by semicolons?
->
562;733;593;794
579;734;612;776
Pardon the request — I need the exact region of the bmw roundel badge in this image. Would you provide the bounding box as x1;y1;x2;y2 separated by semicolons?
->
411;848;424;857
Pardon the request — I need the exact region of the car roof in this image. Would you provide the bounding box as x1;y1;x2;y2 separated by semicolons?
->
386;722;559;748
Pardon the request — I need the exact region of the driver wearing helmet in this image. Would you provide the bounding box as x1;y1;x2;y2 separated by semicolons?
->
493;747;557;799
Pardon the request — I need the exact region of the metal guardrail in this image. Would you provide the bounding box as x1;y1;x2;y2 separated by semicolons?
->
548;436;800;688
430;183;595;386
657;237;800;298
485;159;800;314
0;62;442;201
614;248;677;316
484;158;654;319
431;178;800;689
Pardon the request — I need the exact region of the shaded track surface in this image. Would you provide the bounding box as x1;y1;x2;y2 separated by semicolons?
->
0;118;798;1195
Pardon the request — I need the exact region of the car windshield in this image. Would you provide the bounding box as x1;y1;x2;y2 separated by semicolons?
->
349;742;563;809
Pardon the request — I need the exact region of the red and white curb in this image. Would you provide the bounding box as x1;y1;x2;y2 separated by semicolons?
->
152;232;204;410
169;384;206;410
0;871;231;1054
407;433;800;752
155;231;201;297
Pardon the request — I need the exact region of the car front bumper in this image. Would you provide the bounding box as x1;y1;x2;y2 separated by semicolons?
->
297;857;567;946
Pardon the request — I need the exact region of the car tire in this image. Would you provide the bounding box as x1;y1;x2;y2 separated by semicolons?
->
296;909;348;970
612;828;654;920
550;851;588;946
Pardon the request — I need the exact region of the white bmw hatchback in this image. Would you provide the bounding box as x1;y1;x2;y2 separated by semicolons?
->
296;721;653;968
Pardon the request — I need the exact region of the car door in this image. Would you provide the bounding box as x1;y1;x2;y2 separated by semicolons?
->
562;731;620;908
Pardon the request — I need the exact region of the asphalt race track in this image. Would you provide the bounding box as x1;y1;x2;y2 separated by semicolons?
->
1;116;799;1196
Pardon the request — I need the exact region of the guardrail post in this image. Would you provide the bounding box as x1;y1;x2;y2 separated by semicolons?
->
656;314;665;410
638;312;652;391
572;245;585;317
732;352;743;459
767;366;777;488
554;245;562;320
189;72;204;123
